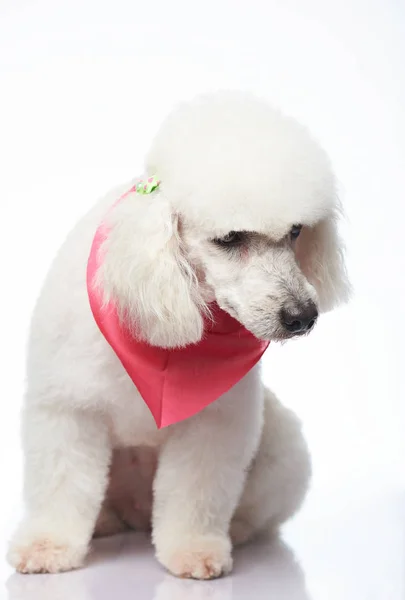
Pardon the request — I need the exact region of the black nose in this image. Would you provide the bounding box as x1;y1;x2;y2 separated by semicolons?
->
281;303;318;334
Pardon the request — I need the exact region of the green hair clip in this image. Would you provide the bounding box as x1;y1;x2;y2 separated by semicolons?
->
135;175;161;195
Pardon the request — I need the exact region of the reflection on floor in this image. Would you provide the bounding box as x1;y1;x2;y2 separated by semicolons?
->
5;533;309;600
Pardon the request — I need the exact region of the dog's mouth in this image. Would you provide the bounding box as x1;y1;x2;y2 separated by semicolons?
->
261;327;315;342
217;295;318;343
219;298;318;342
250;326;316;344
221;307;317;342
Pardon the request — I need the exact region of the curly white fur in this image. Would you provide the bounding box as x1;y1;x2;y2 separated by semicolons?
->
8;91;350;579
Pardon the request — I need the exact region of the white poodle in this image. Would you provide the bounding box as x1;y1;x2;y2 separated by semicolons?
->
8;91;350;579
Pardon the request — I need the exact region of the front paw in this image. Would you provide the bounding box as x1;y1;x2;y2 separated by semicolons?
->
155;533;233;580
7;521;89;574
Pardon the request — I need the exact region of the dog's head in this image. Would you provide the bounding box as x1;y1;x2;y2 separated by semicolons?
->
100;92;351;348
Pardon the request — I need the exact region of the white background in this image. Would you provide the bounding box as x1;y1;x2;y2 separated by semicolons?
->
0;1;404;599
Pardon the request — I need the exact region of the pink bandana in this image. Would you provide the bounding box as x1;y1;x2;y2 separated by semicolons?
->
87;183;269;428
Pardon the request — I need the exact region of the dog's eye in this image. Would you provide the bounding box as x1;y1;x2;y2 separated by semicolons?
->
290;225;302;240
213;231;245;248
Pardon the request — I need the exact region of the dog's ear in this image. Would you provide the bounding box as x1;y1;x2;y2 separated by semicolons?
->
295;210;351;312
97;188;205;348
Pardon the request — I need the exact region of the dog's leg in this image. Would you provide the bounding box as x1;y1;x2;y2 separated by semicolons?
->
152;368;263;580
8;405;111;574
230;387;311;545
